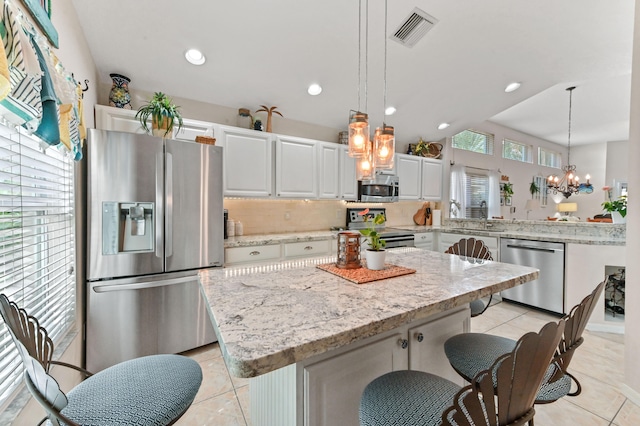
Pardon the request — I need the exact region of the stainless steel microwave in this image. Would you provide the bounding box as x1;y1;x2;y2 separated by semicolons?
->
358;173;399;203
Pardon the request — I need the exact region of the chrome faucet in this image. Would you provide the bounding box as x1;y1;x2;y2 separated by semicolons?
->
479;200;491;229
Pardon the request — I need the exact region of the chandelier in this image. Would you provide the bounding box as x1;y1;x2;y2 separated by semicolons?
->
349;0;395;178
546;86;593;199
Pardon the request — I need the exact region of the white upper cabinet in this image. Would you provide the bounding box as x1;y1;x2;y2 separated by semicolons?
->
318;142;341;199
219;126;274;197
395;153;443;201
95;105;145;134
95;105;215;142
421;158;443;200
173;118;215;142
396;155;422;200
275;135;318;198
340;145;358;201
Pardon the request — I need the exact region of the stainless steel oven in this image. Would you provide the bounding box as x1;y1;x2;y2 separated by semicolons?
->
346;208;414;248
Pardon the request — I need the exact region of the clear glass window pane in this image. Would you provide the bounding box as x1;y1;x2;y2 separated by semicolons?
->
452;130;494;155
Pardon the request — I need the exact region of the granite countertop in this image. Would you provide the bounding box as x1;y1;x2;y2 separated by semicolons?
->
224;221;625;247
199;248;538;378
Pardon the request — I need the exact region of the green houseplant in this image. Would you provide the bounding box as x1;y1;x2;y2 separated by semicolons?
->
602;195;627;218
358;208;387;270
136;92;183;137
501;182;514;201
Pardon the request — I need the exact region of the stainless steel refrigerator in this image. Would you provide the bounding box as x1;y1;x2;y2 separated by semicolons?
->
84;129;223;372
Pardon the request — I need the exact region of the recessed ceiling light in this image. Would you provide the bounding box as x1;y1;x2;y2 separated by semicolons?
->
385;106;396;116
437;122;450;130
505;82;521;93
308;83;322;95
185;49;205;65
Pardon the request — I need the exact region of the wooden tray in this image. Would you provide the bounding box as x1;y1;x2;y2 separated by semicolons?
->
316;262;416;284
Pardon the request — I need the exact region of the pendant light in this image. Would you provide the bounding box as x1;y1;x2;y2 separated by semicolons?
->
372;0;395;170
356;136;373;180
348;0;369;158
546;86;593;199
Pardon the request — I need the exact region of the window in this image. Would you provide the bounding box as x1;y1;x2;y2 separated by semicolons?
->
0;125;76;407
452;130;494;155
538;147;561;168
465;172;489;218
532;175;548;207
502;139;533;163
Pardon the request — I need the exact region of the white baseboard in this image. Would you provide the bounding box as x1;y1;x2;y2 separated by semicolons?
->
621;384;640;407
586;322;624;334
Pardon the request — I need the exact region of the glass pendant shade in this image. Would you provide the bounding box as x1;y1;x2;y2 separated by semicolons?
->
348;111;369;158
373;124;394;169
356;141;373;180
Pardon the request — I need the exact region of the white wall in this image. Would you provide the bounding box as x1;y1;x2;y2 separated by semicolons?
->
623;0;640;404
442;120;568;220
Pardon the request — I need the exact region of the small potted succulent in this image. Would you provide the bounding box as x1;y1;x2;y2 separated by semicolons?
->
136;92;183;138
358;208;387;270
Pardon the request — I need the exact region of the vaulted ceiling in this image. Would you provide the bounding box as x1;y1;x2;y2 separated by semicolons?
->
71;0;634;146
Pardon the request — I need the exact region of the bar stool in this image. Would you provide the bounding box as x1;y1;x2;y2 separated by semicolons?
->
444;281;605;404
445;237;494;316
359;320;565;426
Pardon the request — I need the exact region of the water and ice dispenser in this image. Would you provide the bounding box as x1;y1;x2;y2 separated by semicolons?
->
102;202;155;254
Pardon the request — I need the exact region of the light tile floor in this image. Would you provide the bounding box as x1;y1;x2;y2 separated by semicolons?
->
177;300;640;426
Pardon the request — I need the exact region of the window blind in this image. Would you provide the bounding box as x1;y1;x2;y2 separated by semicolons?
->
465;172;489;218
0;124;76;407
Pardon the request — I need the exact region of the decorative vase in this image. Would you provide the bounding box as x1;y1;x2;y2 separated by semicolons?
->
152;115;172;138
108;73;132;109
611;211;626;224
365;249;386;271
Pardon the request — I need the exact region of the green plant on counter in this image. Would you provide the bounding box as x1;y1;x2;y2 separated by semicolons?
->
602;195;627;218
358;208;386;251
136;92;183;137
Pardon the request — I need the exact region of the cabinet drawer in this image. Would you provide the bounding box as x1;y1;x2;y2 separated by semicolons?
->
284;240;331;258
225;245;281;265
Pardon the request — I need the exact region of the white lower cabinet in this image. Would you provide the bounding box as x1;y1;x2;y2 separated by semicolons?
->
250;306;469;426
284;240;331;259
224;244;281;265
414;232;434;250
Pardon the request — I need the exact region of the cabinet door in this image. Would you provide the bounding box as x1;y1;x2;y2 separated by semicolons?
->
421;158;443;200
318;142;340;199
220;126;273;197
396;154;422;200
174;118;215;142
95;105;145;134
276;136;318;198
304;333;407;426
340;146;358;200
414;232;434;250
408;308;469;385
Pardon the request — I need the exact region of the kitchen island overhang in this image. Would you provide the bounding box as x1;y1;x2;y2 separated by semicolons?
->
198;247;539;379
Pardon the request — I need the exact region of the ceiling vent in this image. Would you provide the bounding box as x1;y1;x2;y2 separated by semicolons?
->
390;7;438;48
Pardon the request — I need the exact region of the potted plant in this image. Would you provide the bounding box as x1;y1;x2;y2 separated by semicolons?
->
136;92;183;137
501;182;514;202
529;180;540;198
358;208;387;270
602;194;627;223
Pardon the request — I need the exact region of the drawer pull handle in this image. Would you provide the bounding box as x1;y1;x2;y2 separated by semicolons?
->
415;332;424;342
304;246;313;251
249;251;261;256
398;338;409;349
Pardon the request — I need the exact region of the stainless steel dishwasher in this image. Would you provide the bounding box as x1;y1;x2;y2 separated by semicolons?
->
500;238;565;315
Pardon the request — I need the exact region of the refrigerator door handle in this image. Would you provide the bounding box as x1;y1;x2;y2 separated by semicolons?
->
92;275;194;293
165;152;173;258
156;152;164;258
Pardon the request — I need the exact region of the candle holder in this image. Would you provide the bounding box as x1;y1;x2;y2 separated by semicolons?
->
336;232;362;269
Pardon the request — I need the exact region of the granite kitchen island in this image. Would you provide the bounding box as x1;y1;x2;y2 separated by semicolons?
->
199;247;539;426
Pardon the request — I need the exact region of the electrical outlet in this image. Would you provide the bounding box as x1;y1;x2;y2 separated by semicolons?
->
510;207;516;214
285;211;291;220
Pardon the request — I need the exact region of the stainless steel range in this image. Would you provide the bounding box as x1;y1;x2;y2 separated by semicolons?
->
346;208;415;248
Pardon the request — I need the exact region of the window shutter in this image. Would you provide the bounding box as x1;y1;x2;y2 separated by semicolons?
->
0;125;76;406
465;172;489;218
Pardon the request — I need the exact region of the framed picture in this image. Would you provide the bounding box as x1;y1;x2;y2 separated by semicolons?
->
500;197;504;206
505;197;512;206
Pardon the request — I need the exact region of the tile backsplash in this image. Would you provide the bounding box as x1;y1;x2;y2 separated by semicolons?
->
224;199;434;235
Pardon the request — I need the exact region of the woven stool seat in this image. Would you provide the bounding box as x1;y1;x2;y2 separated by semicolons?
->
59;354;202;425
360;370;460;426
